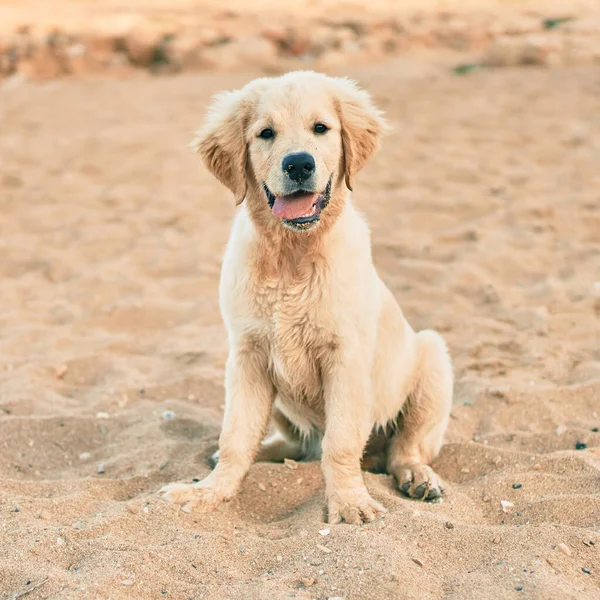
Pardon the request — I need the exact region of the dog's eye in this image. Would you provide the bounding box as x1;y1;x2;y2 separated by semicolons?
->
258;128;275;140
314;123;329;134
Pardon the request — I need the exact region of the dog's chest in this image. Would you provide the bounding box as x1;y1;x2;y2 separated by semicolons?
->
251;277;332;405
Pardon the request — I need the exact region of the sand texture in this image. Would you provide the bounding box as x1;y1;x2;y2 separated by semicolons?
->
1;36;599;600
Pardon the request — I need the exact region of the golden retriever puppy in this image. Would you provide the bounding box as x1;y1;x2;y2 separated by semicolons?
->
160;71;453;524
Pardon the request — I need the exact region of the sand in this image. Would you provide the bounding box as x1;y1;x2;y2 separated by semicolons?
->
1;27;600;600
3;0;600;80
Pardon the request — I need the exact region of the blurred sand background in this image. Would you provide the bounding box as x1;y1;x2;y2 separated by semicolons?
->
1;1;599;599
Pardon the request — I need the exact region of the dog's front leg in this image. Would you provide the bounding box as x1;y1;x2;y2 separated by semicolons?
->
160;341;274;512
322;361;387;525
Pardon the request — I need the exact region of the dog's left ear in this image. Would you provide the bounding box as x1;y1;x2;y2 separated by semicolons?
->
333;78;387;192
191;89;252;205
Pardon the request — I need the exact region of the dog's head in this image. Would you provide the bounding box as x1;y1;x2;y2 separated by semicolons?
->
193;71;385;232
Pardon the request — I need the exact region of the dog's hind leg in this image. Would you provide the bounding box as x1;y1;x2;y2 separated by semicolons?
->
361;427;389;474
386;330;452;501
255;405;305;462
209;404;304;467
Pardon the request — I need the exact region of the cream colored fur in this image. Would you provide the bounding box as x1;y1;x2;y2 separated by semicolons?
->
160;71;453;524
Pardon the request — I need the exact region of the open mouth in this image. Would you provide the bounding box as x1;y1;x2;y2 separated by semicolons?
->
263;177;332;231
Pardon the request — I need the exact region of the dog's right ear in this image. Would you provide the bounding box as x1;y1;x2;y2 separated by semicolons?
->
191;90;250;205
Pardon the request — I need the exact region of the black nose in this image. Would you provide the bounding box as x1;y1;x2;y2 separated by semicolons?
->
282;152;315;183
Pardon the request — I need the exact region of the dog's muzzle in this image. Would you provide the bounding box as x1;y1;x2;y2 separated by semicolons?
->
263;176;332;231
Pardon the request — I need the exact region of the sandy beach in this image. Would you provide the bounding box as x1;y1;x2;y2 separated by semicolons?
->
1;3;600;599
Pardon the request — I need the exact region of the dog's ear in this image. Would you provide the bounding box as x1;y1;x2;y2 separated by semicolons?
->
333;78;387;192
191;89;252;205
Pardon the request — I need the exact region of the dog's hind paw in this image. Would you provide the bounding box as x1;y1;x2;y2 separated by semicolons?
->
395;464;444;501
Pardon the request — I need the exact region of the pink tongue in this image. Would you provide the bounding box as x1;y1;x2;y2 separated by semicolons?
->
272;193;319;219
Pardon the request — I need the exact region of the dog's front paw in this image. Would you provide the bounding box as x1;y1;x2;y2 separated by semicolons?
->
159;481;224;513
396;463;444;501
327;488;387;525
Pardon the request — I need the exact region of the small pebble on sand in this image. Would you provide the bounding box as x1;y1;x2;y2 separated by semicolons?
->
445;521;454;530
319;528;330;536
161;410;176;421
121;579;134;586
492;536;501;544
258;483;266;491
582;567;591;575
96;463;105;474
96;412;109;419
574;441;587;450
284;458;299;469
501;500;514;513
512;483;522;489
555;424;567;435
556;543;571;556
79;452;91;461
55;365;68;379
317;544;331;553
